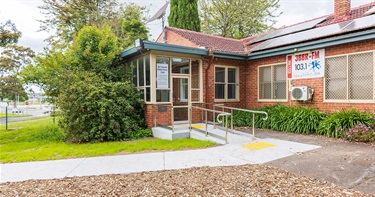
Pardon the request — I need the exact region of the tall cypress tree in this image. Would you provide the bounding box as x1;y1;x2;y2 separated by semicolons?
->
168;0;200;32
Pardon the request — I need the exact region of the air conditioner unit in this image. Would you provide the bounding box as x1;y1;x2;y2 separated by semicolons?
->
291;86;312;101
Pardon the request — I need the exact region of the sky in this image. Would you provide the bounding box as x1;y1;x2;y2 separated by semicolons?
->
0;0;373;54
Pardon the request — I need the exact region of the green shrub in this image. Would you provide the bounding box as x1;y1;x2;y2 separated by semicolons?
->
318;109;374;138
233;104;326;134
58;71;146;143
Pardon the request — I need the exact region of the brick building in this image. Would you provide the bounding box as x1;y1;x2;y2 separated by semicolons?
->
121;0;375;129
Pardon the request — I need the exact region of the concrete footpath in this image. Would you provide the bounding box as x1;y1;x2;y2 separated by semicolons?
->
0;133;320;183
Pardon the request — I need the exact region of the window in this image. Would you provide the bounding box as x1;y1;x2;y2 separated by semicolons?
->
129;56;151;102
258;64;287;101
156;56;170;102
214;66;239;101
325;51;374;102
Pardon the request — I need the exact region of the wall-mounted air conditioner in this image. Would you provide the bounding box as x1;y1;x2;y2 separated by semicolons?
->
291;86;312;101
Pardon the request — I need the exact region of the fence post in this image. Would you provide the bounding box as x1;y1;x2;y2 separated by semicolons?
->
6;106;8;130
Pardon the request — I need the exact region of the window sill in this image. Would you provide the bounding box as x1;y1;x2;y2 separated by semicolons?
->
323;99;375;104
257;99;288;103
214;99;240;102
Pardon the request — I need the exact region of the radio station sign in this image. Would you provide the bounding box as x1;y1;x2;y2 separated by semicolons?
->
286;49;325;79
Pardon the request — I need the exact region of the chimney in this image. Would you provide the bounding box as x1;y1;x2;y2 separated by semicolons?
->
334;0;351;17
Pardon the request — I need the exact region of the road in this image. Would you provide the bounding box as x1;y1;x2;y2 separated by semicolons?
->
0;105;51;124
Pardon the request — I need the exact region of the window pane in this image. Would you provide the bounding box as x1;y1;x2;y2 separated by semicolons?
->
228;84;236;99
156;90;170;102
145;87;151;102
274;82;286;99
228;68;236;83
215;67;225;83
259;66;271;82
274;65;286;99
259;67;271;99
172;58;190;74
156;56;170;88
191;60;200;89
260;83;272;99
145;56;150;86
349;52;373;100
131;60;137;86
325;56;347;100
138;58;144;86
215;84;225;99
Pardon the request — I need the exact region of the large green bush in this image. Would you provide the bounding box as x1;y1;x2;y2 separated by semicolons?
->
232;105;375;142
58;71;146;143
233;105;326;134
318;109;374;138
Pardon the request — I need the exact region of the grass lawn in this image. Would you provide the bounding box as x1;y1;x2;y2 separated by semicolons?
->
0;112;31;118
0;117;216;163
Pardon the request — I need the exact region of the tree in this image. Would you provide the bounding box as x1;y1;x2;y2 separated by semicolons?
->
0;21;35;103
169;0;200;32
199;0;281;39
39;0;148;48
0;20;21;47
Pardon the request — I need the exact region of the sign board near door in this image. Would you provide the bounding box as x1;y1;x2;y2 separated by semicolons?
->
157;63;169;88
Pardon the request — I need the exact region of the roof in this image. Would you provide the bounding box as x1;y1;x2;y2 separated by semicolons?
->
160;2;375;54
165;27;247;54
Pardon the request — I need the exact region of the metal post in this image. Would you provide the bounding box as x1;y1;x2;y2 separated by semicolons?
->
205;110;208;136
6;106;8;130
172;107;175;133
154;105;157;127
189;106;192;132
231;109;233;131
213;105;216;128
225;115;228;144
222;106;224;128
252;113;255;137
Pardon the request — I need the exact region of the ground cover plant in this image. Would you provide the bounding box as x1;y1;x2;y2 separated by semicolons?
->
0;118;216;163
318;109;374;138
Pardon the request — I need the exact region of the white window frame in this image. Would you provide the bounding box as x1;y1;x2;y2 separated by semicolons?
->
257;63;288;102
324;50;375;103
214;65;239;102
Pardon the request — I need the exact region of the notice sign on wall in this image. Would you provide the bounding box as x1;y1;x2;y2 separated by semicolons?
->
157;63;169;88
286;49;325;79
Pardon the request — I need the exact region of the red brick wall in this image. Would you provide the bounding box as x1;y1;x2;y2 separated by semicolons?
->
156;30;199;48
147;33;375;129
245;39;375;113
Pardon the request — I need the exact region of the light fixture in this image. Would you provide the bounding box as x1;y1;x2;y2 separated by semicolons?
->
134;38;144;50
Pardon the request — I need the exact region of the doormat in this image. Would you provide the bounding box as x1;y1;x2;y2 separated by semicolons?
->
242;142;276;150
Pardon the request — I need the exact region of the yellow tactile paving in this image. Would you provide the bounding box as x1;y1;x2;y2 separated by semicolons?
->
242;142;277;150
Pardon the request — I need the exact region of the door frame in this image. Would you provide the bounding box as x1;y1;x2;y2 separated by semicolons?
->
172;75;190;124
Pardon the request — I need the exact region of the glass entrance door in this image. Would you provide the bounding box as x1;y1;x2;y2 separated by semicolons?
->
172;76;189;123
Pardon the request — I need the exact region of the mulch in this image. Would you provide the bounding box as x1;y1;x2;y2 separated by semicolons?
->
1;164;372;196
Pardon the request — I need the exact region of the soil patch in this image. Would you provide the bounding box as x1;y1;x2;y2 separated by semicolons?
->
237;127;375;195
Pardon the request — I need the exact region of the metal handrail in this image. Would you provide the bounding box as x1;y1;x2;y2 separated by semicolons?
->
190;105;231;143
213;105;268;137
